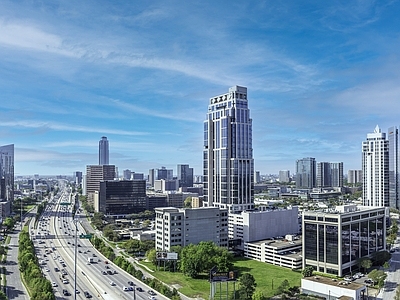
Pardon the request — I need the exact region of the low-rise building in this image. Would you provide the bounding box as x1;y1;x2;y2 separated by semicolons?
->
244;237;302;269
94;180;147;215
302;205;387;276
301;276;366;300
229;207;299;249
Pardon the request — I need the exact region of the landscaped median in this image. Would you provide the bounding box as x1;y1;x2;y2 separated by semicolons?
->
18;229;55;300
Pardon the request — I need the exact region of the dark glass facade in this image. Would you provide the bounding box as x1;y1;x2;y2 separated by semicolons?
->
0;144;14;203
303;207;386;276
98;180;147;215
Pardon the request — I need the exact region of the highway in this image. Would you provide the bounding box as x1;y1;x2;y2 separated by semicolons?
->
31;183;168;300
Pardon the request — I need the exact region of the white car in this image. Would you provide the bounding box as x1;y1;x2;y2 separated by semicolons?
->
52;282;58;287
109;281;116;286
122;286;129;291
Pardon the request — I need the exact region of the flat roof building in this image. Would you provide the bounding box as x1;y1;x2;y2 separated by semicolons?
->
301;276;366;300
155;207;228;251
86;165;116;203
302;205;387;277
229;207;299;249
94;180;147;215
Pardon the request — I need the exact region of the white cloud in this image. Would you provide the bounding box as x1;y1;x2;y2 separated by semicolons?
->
0;120;148;136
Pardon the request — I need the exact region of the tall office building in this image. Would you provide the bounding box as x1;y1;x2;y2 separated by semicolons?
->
279;170;291;183
296;157;316;189
203;85;254;212
149;169;155;187
348;170;362;185
388;126;400;209
362;125;389;207
73;171;83;186
177;164;194;188
317;162;331;188
85;165;115;203
123;169;132;180
156;166;173;180
99;136;109;165
330;162;344;188
317;162;343;188
0;144;14;204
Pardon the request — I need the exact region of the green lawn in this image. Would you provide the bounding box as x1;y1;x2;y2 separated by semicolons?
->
140;258;302;299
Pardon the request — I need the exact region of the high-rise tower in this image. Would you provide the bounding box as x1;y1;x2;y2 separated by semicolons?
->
296;157;316;189
99;136;109;165
203;85;254;212
388;126;400;209
0;144;14;204
362;125;389;207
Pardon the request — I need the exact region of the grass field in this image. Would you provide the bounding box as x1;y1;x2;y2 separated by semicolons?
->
140;258;302;299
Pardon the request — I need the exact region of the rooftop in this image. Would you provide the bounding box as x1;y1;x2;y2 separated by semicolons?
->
303;276;365;291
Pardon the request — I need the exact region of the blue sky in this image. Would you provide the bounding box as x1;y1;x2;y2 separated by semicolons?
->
1;0;400;176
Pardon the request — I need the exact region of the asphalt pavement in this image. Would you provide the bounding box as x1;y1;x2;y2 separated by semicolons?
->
5;223;31;300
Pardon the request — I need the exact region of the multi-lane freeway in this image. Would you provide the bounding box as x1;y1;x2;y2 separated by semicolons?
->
30;184;167;300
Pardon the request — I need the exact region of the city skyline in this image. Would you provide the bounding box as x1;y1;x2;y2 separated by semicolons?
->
1;1;400;175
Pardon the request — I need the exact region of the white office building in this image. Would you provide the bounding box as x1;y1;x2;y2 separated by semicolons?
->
203;86;254;213
229;207;299;249
362;125;389;207
155;207;228;251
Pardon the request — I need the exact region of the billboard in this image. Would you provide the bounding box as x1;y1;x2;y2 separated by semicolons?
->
156;252;178;260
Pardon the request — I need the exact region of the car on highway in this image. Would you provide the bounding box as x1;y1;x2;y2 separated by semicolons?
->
84;291;92;298
136;287;144;292
109;281;116;286
148;290;157;296
128;281;134;286
62;279;69;284
122;286;129;291
52;282;58;287
63;289;70;296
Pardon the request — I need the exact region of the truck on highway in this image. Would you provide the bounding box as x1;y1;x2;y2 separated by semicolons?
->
87;257;94;263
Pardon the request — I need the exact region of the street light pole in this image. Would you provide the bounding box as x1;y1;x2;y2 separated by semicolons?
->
74;208;78;300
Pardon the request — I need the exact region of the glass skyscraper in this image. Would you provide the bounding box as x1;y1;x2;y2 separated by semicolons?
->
388;126;399;209
296;157;316;189
98;136;109;165
203;86;254;212
0;144;14;203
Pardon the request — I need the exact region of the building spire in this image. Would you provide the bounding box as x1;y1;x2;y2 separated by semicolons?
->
374;125;381;133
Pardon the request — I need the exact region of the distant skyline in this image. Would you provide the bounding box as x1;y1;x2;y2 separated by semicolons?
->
1;1;400;176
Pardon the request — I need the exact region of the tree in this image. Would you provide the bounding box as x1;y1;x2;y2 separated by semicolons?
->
358;258;372;273
238;273;257;300
394;284;400;300
276;279;290;295
0;290;7;300
302;266;314;277
184;197;192;208
4;217;15;231
142;219;151;228
371;250;391;266
146;248;157;265
368;269;387;288
252;290;267;300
